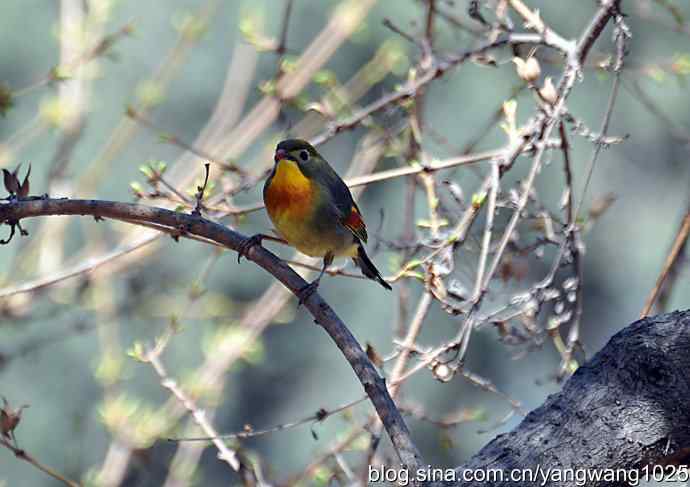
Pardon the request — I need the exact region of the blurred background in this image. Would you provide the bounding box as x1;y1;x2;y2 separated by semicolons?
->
1;0;689;485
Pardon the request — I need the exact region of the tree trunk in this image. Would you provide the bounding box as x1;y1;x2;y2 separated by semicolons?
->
451;309;690;486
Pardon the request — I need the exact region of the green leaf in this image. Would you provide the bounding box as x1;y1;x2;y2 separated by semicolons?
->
0;82;13;117
126;342;146;362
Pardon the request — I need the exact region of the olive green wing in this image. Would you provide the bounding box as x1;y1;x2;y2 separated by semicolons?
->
310;159;368;243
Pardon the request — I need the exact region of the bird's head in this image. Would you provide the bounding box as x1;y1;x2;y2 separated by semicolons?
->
274;139;320;166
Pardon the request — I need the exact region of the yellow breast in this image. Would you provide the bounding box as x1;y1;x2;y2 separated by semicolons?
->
264;158;358;258
264;159;319;250
265;159;314;218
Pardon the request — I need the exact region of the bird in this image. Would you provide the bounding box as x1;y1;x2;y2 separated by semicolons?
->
239;139;391;303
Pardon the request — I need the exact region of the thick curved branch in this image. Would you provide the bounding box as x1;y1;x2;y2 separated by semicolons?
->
0;198;426;478
452;310;690;486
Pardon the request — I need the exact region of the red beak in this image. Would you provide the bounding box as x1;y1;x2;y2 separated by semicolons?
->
274;149;288;163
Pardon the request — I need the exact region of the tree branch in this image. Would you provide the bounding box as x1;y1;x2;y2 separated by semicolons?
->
0;437;81;487
452;309;690;486
0;197;426;480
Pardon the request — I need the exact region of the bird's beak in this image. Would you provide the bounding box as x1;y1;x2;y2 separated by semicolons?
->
274;149;288;163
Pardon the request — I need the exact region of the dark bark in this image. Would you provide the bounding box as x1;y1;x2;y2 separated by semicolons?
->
451;310;690;486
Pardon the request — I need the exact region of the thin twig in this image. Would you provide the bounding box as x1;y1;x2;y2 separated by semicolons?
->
473;161;500;299
169;395;367;442
0;437;81;487
192;163;211;217
640;213;690;318
144;349;241;471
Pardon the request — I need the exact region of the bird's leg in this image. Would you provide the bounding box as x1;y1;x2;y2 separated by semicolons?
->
297;252;334;306
237;233;288;263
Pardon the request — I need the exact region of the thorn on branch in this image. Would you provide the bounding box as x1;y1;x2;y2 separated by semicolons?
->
170;224;190;242
315;407;328;422
192;163;211;217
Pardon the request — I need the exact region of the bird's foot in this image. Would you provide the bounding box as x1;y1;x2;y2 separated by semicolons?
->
297;279;321;306
237;234;264;263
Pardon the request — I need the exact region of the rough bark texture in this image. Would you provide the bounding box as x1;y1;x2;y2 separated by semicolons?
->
451;309;690;486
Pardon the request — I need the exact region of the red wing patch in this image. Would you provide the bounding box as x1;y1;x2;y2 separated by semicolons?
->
343;206;368;243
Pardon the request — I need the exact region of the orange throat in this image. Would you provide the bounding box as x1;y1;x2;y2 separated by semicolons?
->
265;159;314;221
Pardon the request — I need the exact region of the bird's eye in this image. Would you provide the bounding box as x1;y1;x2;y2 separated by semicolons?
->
299;150;310;162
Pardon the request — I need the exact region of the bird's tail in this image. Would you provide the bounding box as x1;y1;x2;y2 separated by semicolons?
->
353;244;392;290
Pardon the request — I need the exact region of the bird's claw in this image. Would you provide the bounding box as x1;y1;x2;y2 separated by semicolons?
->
297;279;320;306
237;234;264;263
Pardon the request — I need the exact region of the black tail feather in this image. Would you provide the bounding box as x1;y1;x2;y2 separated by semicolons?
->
353;244;392;290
